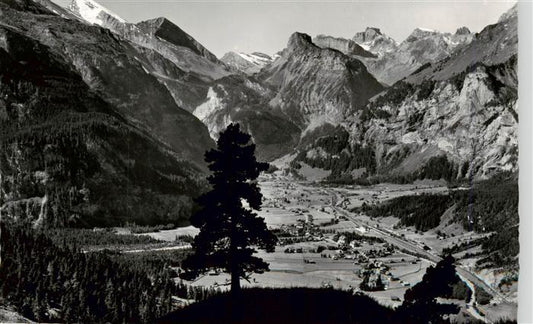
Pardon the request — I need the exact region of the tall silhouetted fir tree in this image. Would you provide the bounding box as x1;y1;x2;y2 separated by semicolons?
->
182;123;277;295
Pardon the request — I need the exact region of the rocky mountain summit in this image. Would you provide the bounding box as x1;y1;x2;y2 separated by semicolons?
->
407;6;517;83
261;32;384;129
193;32;384;160
220;51;274;75
352;27;398;56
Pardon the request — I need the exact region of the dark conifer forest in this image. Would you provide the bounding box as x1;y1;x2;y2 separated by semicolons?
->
0;221;221;323
356;173;519;269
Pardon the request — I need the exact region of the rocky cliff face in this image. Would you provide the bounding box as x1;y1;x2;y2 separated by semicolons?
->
293;6;517;182
0;0;213;227
260;32;384;130
194;32;384;160
220;51;273;75
193;74;301;161
356;59;517;180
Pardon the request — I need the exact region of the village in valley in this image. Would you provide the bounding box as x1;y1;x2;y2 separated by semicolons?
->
143;170;516;323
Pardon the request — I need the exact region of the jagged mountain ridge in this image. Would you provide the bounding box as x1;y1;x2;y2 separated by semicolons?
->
351;26;474;85
0;0;213;227
292;5;517;181
136;17;219;63
68;0;225;72
193;32;384;160
406;4;517;84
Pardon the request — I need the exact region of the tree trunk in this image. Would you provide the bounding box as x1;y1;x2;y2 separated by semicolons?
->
230;267;242;321
230;211;241;297
231;268;241;295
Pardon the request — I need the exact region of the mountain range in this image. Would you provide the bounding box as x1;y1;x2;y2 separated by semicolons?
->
0;0;518;227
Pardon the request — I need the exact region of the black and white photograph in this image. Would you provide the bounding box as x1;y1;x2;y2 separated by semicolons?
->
0;0;531;322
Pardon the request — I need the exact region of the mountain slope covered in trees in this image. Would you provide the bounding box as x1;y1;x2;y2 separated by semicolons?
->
0;0;211;227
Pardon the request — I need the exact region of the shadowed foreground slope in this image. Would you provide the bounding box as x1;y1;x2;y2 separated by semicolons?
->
158;288;395;324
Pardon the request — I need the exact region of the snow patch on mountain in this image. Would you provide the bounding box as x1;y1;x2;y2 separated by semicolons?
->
417;27;437;32
237;52;272;65
221;51;273;74
68;0;125;25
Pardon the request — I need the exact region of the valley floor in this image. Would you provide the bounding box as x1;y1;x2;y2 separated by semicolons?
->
142;173;517;322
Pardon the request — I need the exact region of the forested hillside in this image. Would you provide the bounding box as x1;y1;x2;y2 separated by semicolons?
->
0;0;209;227
357;173;518;269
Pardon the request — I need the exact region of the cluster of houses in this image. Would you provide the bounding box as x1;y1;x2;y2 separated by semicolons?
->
277;218;326;246
331;234;395;261
356;261;410;291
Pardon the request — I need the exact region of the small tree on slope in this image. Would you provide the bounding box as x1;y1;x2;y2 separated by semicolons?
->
182;123;277;295
397;255;461;323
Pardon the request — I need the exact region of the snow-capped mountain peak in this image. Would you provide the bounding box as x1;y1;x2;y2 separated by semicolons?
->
416;27;437;33
237;52;273;65
352;27;398;57
221;51;273;75
68;0;125;25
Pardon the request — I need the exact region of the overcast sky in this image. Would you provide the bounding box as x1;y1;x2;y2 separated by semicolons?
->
53;0;516;58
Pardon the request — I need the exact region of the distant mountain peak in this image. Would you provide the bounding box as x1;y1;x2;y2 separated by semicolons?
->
365;27;382;34
68;0;125;25
353;27;383;43
287;32;316;51
455;26;471;35
135;17;219;63
220;51;273;74
406;27;440;41
61;0;230;81
414;27;438;33
498;3;517;22
352;27;397;57
145;16;169;26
